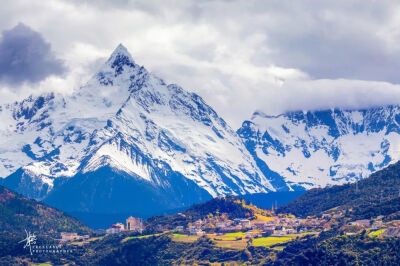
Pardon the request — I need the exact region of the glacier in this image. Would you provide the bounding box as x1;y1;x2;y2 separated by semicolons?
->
238;108;400;190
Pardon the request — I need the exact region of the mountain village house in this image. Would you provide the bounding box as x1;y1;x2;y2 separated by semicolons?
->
106;216;143;234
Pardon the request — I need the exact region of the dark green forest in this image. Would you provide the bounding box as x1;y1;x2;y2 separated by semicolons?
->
0;185;91;234
278;161;400;219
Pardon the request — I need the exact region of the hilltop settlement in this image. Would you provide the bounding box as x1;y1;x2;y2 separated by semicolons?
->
4;161;400;265
100;197;400;242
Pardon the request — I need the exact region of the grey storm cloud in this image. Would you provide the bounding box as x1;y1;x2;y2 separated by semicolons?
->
2;1;400;127
0;23;67;86
255;1;400;83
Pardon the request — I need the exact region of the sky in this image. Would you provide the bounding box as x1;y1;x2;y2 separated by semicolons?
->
1;0;400;127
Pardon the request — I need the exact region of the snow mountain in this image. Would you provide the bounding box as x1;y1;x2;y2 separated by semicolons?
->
3;44;400;226
0;44;276;222
238;107;400;190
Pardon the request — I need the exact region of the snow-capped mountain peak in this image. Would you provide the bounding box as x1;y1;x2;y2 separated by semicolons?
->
109;43;133;59
238;106;400;190
105;43;137;75
3;44;400;220
0;45;275;210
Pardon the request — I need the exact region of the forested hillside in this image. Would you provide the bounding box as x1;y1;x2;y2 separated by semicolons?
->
278;161;400;218
0;185;91;234
146;196;259;230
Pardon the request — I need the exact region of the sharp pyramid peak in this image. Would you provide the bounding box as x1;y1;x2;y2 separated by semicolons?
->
112;43;130;55
107;43;135;64
100;43;142;76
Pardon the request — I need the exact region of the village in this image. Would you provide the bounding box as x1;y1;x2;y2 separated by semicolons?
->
147;207;400;240
59;204;400;248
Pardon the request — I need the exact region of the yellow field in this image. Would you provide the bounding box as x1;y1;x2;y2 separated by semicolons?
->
252;236;294;247
224;232;246;237
369;229;386;237
254;214;275;222
171;233;200;243
210;232;247;249
214;239;247;249
122;233;162;243
272;246;285;251
213;232;246;241
171;232;248;249
169;232;301;250
214;234;297;249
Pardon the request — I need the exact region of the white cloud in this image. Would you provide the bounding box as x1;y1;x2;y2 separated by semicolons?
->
1;0;400;127
258;79;400;115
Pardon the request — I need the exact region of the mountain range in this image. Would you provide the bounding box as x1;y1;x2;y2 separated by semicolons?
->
1;44;400;226
0;45;273;225
238;107;400;190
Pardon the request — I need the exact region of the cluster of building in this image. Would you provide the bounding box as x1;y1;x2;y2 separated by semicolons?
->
345;215;400;237
58;208;400;243
106;216;143;234
174;215;331;237
56;211;400;248
172;210;400;238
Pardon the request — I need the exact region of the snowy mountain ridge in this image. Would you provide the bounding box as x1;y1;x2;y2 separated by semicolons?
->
0;44;274;206
2;44;400;220
238;107;400;190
